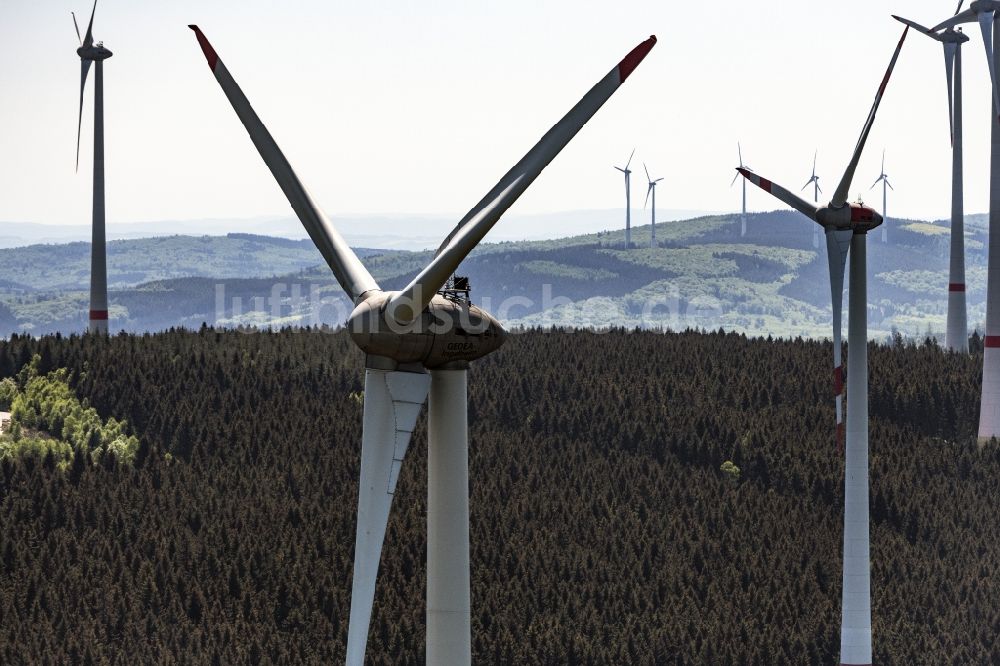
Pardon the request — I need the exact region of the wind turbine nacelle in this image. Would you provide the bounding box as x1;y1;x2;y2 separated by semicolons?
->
940;28;970;44
816;204;882;231
348;292;506;368
77;45;113;60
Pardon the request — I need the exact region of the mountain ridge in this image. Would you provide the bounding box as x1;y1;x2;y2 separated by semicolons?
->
0;211;984;340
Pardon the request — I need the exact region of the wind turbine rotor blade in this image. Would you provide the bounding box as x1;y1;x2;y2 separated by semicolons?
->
737;168;819;221
738;141;743;167
625;147;636;170
346;368;431;666
816;182;823;195
644;182;653;209
977;11;1000;121
826;228;853;448
886;179;894;190
891;15;937;37
730;171;740;186
83;0;96;47
76;59;92;172
956;0;966;15
654;177;663;183
832;27;908;208
387;35;658;323
72;11;82;45
931;7;977;32
188;26;379;301
801;179;813;191
812;149;818;176
944;42;957;143
870;175;882;190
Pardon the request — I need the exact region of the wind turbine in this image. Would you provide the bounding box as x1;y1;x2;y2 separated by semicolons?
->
802;150;822;248
731;142;752;236
73;1;111;334
870;150;893;243
932;2;1000;435
644;163;663;248
189;25;656;666
615;149;635;248
736;27;908;666
894;11;970;353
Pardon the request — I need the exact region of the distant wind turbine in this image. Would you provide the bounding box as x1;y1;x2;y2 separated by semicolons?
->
731;142;752;236
737;27;908;666
932;0;1000;439
801;150;822;248
893;8;970;353
615;149;635;248
73;0;111;334
644;163;663;248
870;150;893;243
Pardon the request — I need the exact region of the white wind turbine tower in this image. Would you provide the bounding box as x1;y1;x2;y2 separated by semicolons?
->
894;9;970;353
644;163;663;248
932;1;1000;437
870;150;893;243
731;142;752;236
801;150;822;248
615;149;635;248
73;1;111;334
189;25;657;666
737;27;908;666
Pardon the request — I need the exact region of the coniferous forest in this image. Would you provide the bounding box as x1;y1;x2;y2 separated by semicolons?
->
0;328;998;664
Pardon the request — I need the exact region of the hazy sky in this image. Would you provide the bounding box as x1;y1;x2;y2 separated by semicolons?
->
0;1;995;231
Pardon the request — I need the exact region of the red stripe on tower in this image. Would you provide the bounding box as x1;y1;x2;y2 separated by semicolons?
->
189;25;219;71
617;36;657;83
834;366;843;394
949;283;966;292
985;336;1000;348
89;310;108;321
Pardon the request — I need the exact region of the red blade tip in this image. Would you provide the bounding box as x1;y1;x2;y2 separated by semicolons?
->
189;25;219;70
618;35;657;82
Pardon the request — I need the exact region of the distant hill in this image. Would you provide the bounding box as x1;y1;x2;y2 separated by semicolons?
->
0;208;719;251
0;212;985;339
0;233;385;292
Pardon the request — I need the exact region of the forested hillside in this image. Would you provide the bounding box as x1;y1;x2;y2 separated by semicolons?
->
0;329;998;663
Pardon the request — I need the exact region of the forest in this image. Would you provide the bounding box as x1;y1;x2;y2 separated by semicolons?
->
0;327;997;663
